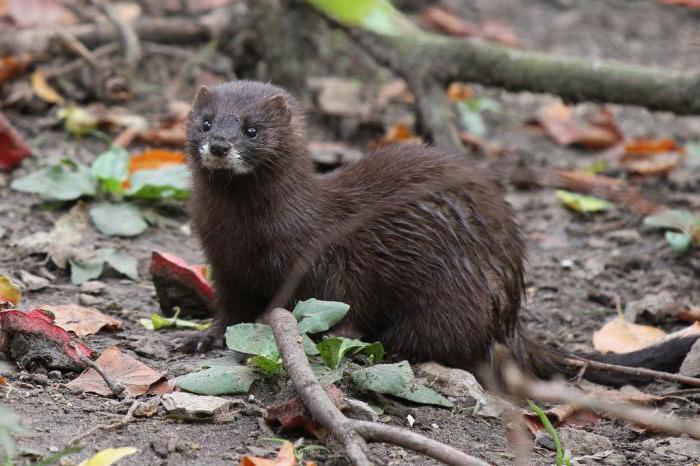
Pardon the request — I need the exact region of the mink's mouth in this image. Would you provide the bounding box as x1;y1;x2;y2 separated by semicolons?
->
199;142;252;174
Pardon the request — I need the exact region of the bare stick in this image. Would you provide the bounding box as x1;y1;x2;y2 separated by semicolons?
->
268;307;491;466
502;361;700;440
351;420;490;466
69;399;139;445
564;357;700;388
90;0;141;69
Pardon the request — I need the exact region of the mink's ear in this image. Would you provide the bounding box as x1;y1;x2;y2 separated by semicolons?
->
192;85;211;110
261;94;291;124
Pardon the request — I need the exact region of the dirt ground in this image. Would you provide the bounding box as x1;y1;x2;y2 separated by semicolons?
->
2;0;700;465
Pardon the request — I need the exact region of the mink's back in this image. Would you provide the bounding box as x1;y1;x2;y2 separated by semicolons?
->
304;143;526;369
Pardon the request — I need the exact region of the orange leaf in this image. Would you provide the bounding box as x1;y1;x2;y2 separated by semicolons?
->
446;82;473;102
31;69;64;104
369;124;421;149
537;102;622;150
129;149;185;174
592;315;666;354
240;441;297;466
620;139;683;176
0;53;32;85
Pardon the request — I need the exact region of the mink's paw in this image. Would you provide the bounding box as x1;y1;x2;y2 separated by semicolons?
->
176;331;224;353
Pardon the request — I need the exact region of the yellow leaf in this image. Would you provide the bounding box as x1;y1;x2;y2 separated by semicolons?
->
78;447;138;466
593;315;666;354
0;275;21;306
31;69;65;104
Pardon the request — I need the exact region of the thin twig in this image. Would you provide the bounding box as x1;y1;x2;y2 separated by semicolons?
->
564;357;700;388
90;0;142;70
268;307;490;466
502;360;700;440
69;400;139;445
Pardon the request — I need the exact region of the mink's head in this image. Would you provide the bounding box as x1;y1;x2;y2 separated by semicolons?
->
186;80;305;175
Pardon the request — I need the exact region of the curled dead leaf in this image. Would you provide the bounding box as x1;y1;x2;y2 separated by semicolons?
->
446;82;474;102
240;441;297;466
41;304;122;337
369;124;421;149
31;69;65;104
593;315;666;354
620;139;684;176
536;102;622;150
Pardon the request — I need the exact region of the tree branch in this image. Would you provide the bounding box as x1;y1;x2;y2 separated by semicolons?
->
267;307;490;466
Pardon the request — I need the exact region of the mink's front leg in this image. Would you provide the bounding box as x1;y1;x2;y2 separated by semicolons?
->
176;291;263;353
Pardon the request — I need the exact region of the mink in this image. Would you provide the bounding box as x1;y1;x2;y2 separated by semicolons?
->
179;80;697;385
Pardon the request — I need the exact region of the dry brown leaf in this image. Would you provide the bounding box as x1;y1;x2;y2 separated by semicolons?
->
459;132;511;158
522;403;600;433
30;69;64;104
593;315;666;354
446;82;474;102
240;441;297;466
377;80;414;107
66;346;164;397
537;102;622;149
41;304;122;337
369;124;421;149
620;139;684;176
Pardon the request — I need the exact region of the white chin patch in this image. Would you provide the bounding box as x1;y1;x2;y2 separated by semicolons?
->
199;142;252;174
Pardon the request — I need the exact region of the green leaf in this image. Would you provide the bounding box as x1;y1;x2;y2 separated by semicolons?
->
555;190;613;213
11;161;96;201
317;337;384;369
306;0;419;36
666;231;692;253
310;362;344;385
351;361;453;408
69;248;138;284
90;202;147;237
293;299;350;334
248;355;284;376
91;148;129;194
139;310;210;331
127;166;191;200
225;323;279;358
174;366;257;395
529;401;567;466
643;209;700;235
302;334;320;356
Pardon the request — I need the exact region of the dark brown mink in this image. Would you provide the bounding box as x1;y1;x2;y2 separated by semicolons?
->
180;80;697;385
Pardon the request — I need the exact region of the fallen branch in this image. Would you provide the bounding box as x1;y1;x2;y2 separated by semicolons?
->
502;358;700;440
564;357;700;388
268;307;490;466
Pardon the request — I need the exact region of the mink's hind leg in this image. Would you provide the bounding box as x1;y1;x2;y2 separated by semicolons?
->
176;291;263;353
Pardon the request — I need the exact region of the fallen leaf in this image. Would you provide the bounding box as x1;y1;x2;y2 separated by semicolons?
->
41;304;122;337
0;275;21;307
91;148;130;194
659;0;700;8
593;315;666;354
150;251;214;318
420;6;519;46
67;346;164;397
376;79;414;107
162;391;237;420
536;102;622;149
293;299;350;335
446;82;473;102
522;402;600;434
0;308;93;370
0;54;32;86
313;77;371;119
89;202;147;237
57;104;148;138
264;386;346;436
0;112;32;171
128;149;185;174
139;310;210;332
70;248;138;284
11;160;96;200
240;441;297;466
316;337;383;369
555;190;613;213
369;124;421;149
174;366;257;396
78;447;138;466
620;139;684;176
31;69;64;104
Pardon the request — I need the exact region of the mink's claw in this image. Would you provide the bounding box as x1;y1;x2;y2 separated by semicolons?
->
176;331;222;353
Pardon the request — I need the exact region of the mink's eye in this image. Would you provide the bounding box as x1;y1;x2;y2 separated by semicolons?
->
202;120;212;132
244;127;258;138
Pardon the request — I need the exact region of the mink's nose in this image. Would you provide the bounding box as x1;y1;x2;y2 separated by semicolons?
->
210;140;232;157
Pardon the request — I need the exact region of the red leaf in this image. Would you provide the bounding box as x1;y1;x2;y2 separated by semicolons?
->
264;385;346;437
150;251;214;318
0;112;32;171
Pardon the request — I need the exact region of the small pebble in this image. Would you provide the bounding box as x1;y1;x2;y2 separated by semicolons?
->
29;373;50;386
80;281;106;294
79;293;104;306
47;370;62;380
560;259;574;269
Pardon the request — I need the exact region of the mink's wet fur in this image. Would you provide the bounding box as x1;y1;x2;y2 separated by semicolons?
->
181;80;697;385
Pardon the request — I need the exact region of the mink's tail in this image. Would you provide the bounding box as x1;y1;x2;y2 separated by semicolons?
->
508;323;699;386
